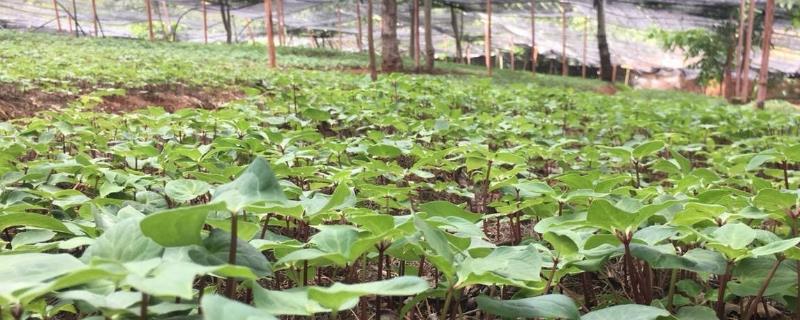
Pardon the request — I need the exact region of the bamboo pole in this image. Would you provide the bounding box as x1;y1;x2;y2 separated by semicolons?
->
202;0;208;44
264;0;276;68
560;4;567;75
485;0;492;76
356;0;363;51
91;0;99;36
756;0;775;109
582;16;588;78
739;0;757;100
530;0;536;75
145;0;155;41
52;0;62;32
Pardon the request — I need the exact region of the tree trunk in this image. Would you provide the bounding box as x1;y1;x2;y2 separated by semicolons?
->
356;0;364;52
739;0;757;100
72;0;78;37
582;16;588;78
756;0;775;109
413;0;421;70
409;0;416;59
561;3;567;76
264;0;276;68
450;5;463;65
202;0;208;44
159;0;173;41
530;0;536;74
277;0;286;45
424;0;434;72
367;0;377;80
220;0;232;44
485;0;492;76
381;0;403;72
145;0;154;40
722;44;735;100
336;6;343;48
595;0;612;82
52;0;62;32
733;0;747;98
91;0;98;36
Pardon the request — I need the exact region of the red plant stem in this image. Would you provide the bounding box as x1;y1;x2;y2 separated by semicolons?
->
715;262;732;318
225;210;238;298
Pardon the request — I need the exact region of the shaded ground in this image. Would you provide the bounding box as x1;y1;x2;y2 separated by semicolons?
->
0;83;244;120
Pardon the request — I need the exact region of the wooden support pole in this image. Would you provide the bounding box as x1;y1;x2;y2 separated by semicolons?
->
739;0;757;100
52;0;62;32
246;18;256;44
145;0;155;41
733;0;747;97
356;0;363;51
414;0;420;71
485;0;492;76
510;42;516;70
582;16;588;78
277;0;286;45
756;0;776;109
561;2;567;76
71;0;78;37
91;0;99;37
624;67;631;86
264;0;276;68
336;5;343;49
611;64;618;82
530;0;536;75
202;0;208;44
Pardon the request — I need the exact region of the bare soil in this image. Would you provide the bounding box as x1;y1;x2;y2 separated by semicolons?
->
0;83;243;120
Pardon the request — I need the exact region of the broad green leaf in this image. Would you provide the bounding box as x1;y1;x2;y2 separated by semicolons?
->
0;213;71;234
140;202;226;247
165;179;211;203
84;218;163;262
582;304;670;320
189;229;272;277
201;294;277;320
367;144;402;158
676;306;717;320
252;286;331;316
419;201;481;223
476;294;580;320
307;276;429;311
633;141;665;159
212;157;288;212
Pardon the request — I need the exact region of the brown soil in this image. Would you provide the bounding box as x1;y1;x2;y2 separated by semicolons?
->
95;84;243;114
0;83;244;120
595;84;619;95
0;83;75;120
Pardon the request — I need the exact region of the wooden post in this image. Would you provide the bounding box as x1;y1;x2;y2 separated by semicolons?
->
485;0;492;76
246;18;256;44
611;64;618;82
336;5;343;49
52;0;62;32
145;0;155;41
582;16;588;78
71;0;78;37
277;0;286;45
498;49;503;69
465;44;471;65
561;2;567;76
624;67;631;86
201;0;208;44
367;0;377;81
264;0;276;68
739;0;757;100
414;0;420;71
91;0;98;37
530;0;536;75
510;43;516;70
733;0;747;97
756;0;775;109
356;0;363;51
